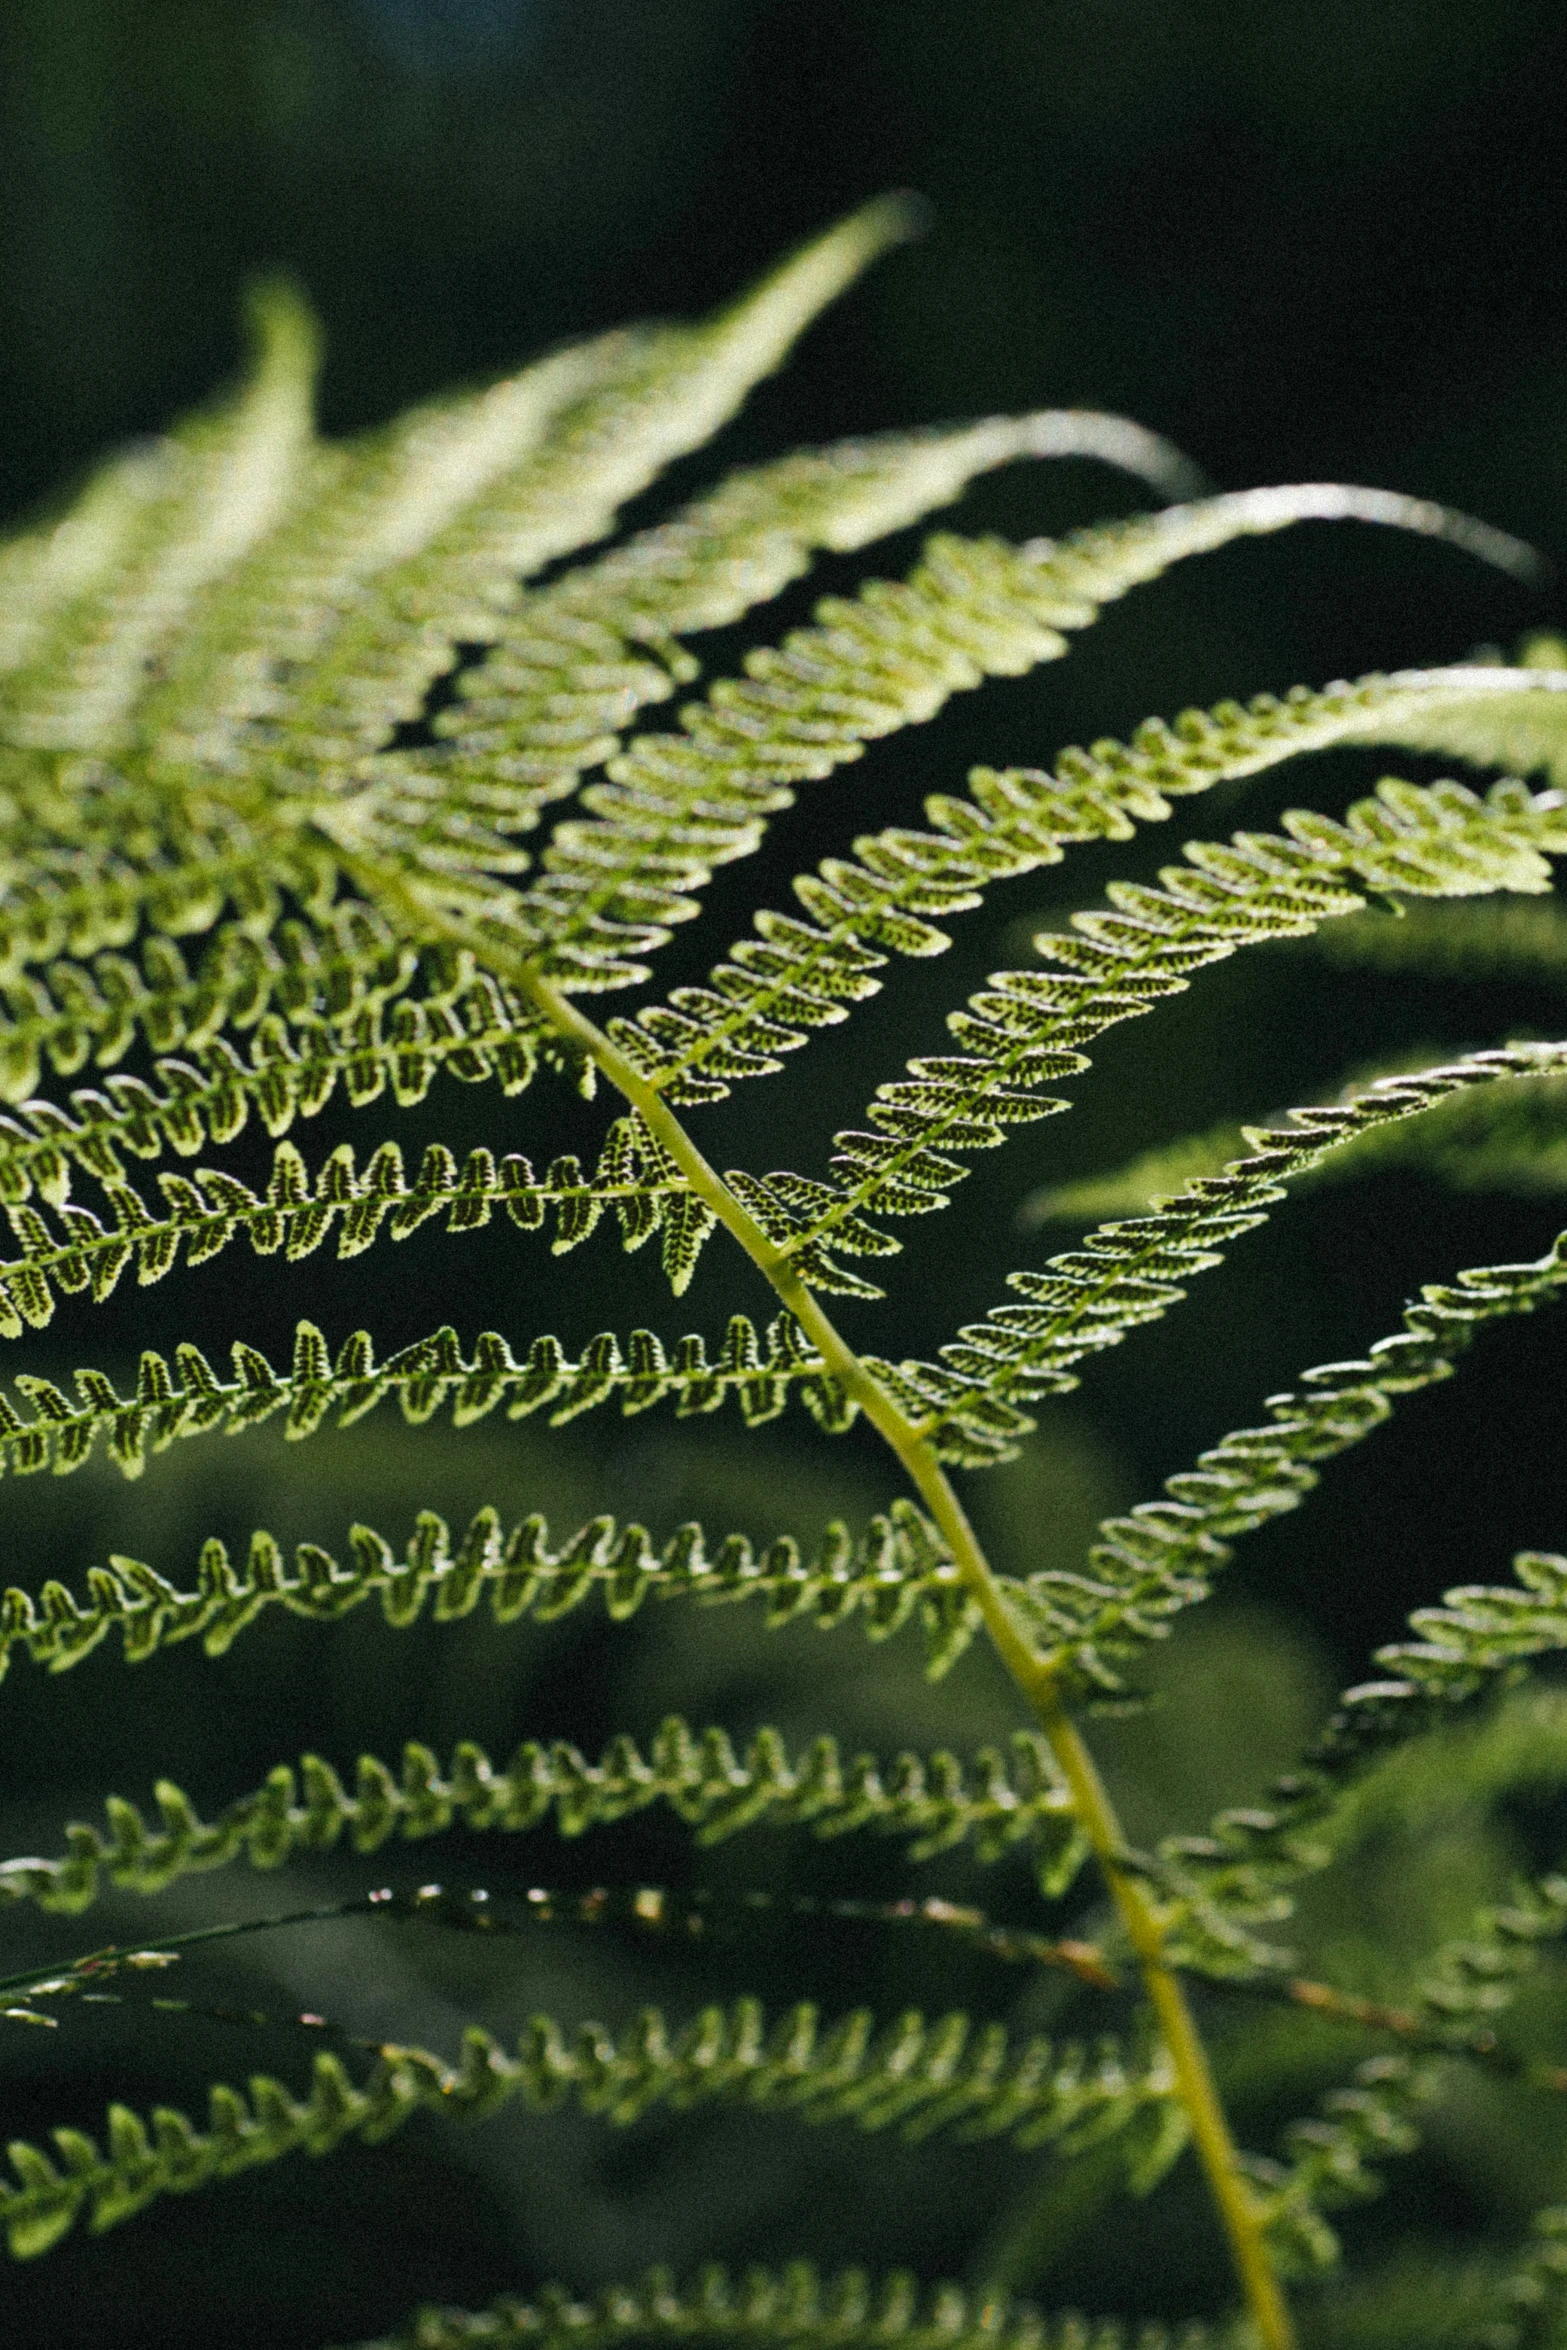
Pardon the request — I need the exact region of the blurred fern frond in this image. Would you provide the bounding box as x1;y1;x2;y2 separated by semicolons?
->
342;2261;1229;2350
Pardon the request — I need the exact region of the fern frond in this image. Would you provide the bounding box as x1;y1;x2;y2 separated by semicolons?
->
1410;1869;1567;2039
0;1113;724;1328
1023;1050;1567;1224
0;892;425;1104
344;2261;1225;2350
856;1048;1567;1465
467;511;1539;995
0;281;319;754
996;1217;1567;1679
426;406;1204;806
142;200;921;778
139;334;629;778
0;445;202;687
0;2003;1182;2260
0;920;319;1107
0;1494;978;1685
6;209;1563;2340
1255;2052;1442;2277
0;939;543;1224
1248;1893;1564;2274
0;206;926;980
0;1720;1075;1913
748;775;1567;1314
1379;1552;1567;1713
0;807;337;992
607;662;1567;1111
0;1308;884;1483
0;2038;462;2262
424;529;1097;986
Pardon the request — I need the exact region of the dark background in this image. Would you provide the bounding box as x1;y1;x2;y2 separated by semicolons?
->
2;5;1567;2346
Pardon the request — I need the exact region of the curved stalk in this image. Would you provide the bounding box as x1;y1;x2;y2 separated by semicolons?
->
513;968;1296;2350
331;861;1294;2350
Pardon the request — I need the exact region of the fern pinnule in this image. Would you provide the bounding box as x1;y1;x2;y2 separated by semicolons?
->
0;1718;1076;1913
0;1495;973;1682
0;1117;717;1332
573;664;1563;1133
428;405;1206;802
0;281;320;755
1159;1545;1567;1970
1479;2208;1567;2350
480;520;1545;998
143;199;927;778
770;774;1567;1298
857;1048;1567;1467
0;933;535;1198
0;1308;866;1485
0;2002;1184;2260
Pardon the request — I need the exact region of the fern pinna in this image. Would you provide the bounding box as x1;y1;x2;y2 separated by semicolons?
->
1;195;1566;2350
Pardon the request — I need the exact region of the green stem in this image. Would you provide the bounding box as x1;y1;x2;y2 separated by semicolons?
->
333;864;1293;2347
1032;1700;1296;2350
511;967;1296;2350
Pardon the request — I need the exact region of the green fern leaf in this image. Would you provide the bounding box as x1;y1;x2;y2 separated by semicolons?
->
0;1116;730;1327
0;204;924;998
611;664;1567;1111
0;1495;977;1683
1476;2208;1567;2350
341;2260;1225;2350
4;201;1564;2346
1023;1048;1567;1223
0;1719;1077;1913
1254;1871;1567;2278
1256;2052;1442;2278
0;930;539;1218
1005;1219;1567;1683
746;778;1567;1312
862;1048;1567;1464
0;1308;868;1479
478;512;1538;997
420;407;1204;836
143;198;922;778
0;2001;1180;2259
0;280;318;754
1155;1548;1567;1982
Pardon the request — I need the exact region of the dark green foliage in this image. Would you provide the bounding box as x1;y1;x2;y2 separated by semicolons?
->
1;209;1564;2350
